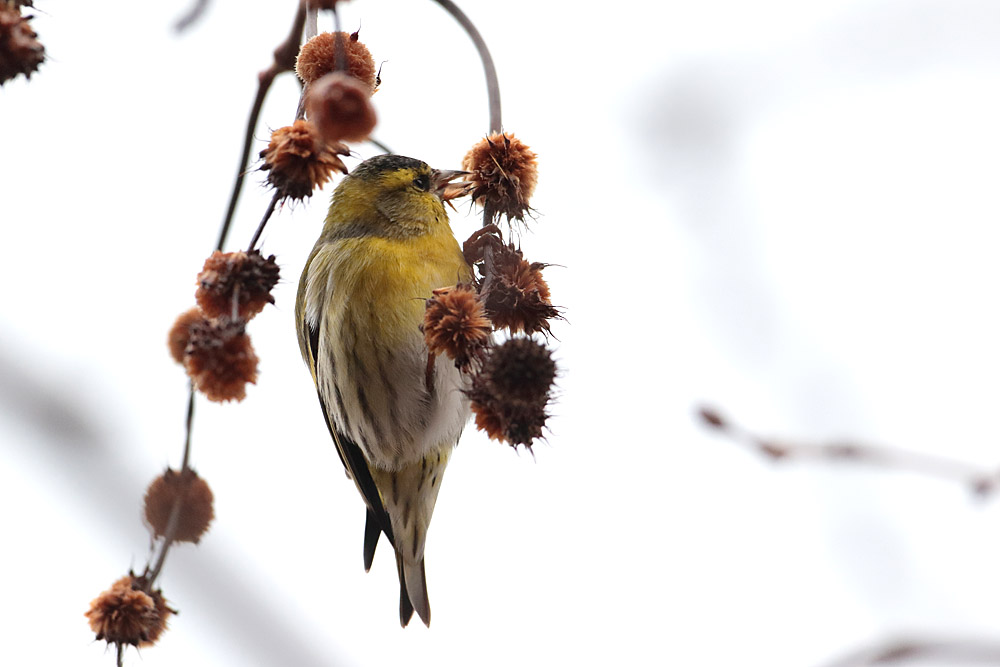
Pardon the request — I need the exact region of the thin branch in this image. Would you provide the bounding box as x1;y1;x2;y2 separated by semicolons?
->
215;0;307;252
823;636;1000;666
174;0;211;33
430;0;502;134
181;387;194;471
367;136;393;154
697;405;1000;498
305;0;318;38
247;192;282;253
294;3;319;121
143;389;197;589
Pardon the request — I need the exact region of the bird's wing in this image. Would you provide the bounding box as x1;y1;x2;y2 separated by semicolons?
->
302;305;396;555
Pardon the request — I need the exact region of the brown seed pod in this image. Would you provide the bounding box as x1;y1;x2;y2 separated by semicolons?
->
0;4;44;85
143;468;215;544
85;575;173;648
306;71;377;144
480;242;559;335
465;337;556;448
184;320;259;402
167;307;208;364
295;31;376;92
422;284;492;371
195;250;281;321
462;132;538;224
260;120;350;201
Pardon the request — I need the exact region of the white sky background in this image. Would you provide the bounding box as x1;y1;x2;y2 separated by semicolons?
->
3;0;1000;665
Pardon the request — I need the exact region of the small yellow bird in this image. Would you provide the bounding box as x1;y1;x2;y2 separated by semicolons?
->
295;155;472;627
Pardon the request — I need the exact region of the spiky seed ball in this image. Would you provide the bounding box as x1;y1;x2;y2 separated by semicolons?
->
260;120;349;201
480;243;559;335
466;338;556;447
168;308;208;364
307;72;377;144
184;320;258;402
471;397;549;448
295;31;376;92
143;468;215;544
195;250;281;321
483;337;556;402
86;575;173;647
423;285;492;371
86;576;165;647
0;4;44;85
462;132;538;224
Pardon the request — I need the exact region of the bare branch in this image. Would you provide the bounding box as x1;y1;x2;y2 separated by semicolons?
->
823;637;1000;666
697;405;1000;498
174;0;211;33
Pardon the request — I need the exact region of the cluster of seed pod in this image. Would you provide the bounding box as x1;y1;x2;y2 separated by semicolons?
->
423;133;560;450
261;29;379;203
83;2;558;659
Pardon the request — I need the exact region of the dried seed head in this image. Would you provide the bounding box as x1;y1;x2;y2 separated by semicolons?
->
195;250;281;321
260;120;349;201
481;243;559;335
296;31;376;92
85;575;173;648
483;337;557;402
306;72;377;143
462;132;538;224
471;395;549;448
0;4;44;85
184;320;258;402
144;468;215;544
168;307;208;364
466;338;556;448
422;284;492;371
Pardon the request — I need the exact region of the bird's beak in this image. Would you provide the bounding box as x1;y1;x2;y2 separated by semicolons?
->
431;169;473;203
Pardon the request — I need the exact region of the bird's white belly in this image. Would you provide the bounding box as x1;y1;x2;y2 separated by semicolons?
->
322;316;470;471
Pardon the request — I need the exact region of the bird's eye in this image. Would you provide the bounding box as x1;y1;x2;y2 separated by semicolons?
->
413;174;431;192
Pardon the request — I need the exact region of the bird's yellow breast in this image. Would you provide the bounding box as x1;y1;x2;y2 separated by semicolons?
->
314;228;470;343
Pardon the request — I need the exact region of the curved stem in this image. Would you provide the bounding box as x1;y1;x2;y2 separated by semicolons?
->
430;0;501;134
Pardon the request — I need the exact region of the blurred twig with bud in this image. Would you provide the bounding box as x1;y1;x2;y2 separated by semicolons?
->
697;405;1000;497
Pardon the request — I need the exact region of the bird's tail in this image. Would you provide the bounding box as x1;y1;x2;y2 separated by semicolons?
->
395;551;428;626
370;448;451;627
